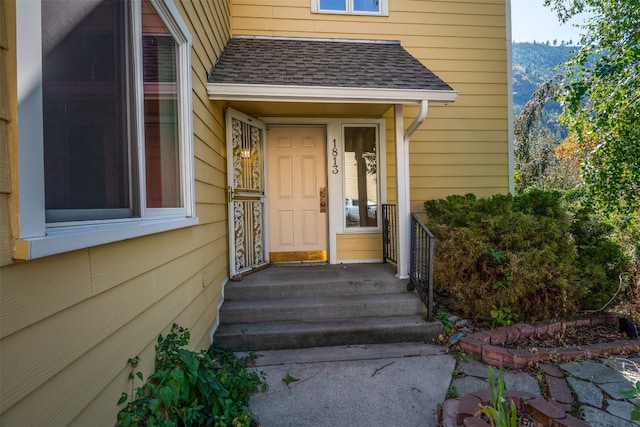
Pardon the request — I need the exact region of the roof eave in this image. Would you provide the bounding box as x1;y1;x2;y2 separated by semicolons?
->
207;83;458;104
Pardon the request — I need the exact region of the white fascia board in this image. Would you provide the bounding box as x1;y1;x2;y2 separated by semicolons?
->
207;83;458;104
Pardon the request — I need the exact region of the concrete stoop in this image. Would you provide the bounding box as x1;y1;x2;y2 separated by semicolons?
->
214;263;442;351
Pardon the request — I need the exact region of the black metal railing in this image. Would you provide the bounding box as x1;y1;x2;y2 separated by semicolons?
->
382;204;397;265
408;212;435;321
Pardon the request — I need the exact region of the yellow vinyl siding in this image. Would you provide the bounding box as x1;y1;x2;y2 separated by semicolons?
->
0;0;14;266
336;233;383;261
0;0;232;424
1;0;511;422
232;0;510;207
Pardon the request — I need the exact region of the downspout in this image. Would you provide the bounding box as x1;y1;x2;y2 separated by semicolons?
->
395;99;429;279
405;99;429;142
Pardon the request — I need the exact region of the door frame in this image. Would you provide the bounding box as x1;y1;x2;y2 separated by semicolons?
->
260;116;386;265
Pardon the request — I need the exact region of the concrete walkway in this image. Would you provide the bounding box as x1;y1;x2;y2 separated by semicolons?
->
242;343;640;427
243;343;455;427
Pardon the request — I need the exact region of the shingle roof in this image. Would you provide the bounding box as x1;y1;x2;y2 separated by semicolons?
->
208;36;454;92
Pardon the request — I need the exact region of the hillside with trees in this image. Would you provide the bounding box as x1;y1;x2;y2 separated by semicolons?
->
512;42;577;191
512;42;575;108
512;42;575;137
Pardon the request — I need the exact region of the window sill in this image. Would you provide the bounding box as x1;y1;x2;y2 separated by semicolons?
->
13;217;200;260
340;227;381;234
311;10;388;16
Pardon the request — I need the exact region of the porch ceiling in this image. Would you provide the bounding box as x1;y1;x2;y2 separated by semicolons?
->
224;101;392;118
207;36;458;105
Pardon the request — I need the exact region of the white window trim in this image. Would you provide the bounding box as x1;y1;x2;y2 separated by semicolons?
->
311;0;389;16
340;122;385;234
14;0;197;260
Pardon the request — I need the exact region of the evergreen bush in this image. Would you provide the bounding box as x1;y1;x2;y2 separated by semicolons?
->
424;190;628;322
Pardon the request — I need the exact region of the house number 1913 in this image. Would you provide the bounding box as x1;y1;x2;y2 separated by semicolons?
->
332;139;338;174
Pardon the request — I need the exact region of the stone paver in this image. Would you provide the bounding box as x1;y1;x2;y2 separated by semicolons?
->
502;370;541;395
443;338;640;426
546;374;573;404
435;314;640;426
567;377;604;407
606;399;639;421
581;405;639;427
457;359;491;378
451;376;489;397
562;359;627;383
601;381;637;399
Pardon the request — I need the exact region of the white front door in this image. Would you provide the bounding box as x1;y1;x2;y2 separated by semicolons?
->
226;109;268;276
267;126;328;262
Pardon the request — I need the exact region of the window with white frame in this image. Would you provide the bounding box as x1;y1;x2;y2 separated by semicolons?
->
16;0;196;258
311;0;389;15
343;125;379;229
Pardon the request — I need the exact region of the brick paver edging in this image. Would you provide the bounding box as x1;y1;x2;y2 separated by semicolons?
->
458;314;638;369
441;390;590;427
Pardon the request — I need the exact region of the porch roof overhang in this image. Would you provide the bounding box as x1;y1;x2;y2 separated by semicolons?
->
207;36;458;106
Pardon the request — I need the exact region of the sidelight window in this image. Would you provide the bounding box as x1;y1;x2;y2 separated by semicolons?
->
343;126;379;229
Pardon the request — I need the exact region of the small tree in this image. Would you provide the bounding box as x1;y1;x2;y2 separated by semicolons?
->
544;0;640;219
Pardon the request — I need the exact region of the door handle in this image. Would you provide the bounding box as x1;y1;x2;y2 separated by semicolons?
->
320;187;327;213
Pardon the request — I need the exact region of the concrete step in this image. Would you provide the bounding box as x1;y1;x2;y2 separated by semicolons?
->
214;263;436;351
215;315;443;351
224;276;407;301
220;293;423;324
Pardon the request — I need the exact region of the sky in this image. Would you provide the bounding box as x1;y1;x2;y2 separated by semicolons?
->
510;0;587;44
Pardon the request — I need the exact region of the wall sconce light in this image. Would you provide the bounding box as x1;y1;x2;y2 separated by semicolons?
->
241;148;251;159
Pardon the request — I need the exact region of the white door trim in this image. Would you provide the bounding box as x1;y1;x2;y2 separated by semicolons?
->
261;117;386;265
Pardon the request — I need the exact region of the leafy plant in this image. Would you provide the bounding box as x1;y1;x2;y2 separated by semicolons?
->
621;381;640;421
437;311;455;335
282;372;299;388
447;384;459;399
477;367;517;427
484;244;506;263
116;323;266;427
454;349;471;363
490;305;515;328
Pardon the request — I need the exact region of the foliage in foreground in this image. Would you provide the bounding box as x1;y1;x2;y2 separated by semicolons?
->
424;190;629;322
477;367;517;427
621;381;640;421
117;324;266;427
544;0;640;219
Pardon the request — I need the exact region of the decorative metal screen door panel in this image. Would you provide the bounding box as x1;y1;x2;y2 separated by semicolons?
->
226;109;267;275
267;126;328;262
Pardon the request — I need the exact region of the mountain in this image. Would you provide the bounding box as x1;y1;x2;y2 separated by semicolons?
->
512;42;576;110
512;42;577;137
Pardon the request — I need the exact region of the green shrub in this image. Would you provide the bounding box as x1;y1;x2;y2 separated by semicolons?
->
424;190;628;322
117;324;266;427
570;210;628;309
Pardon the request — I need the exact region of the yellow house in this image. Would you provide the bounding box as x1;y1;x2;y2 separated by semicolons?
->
0;0;512;424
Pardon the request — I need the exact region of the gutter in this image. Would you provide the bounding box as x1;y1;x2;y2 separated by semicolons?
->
207;83;458;105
